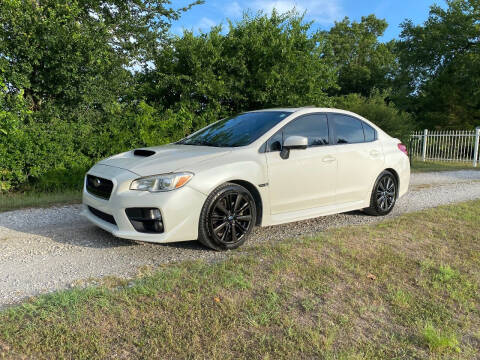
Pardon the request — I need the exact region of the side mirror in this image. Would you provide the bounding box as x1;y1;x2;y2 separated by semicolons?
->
280;136;308;159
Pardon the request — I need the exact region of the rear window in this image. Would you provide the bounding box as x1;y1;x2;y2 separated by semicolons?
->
333;114;365;144
362;122;377;142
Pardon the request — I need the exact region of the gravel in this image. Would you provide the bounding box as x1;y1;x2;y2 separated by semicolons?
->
1;170;480;308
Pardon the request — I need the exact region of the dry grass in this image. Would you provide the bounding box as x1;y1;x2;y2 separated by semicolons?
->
0;190;81;213
411;159;480;173
1;200;479;359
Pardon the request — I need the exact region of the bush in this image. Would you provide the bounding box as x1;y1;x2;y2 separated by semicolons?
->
333;92;415;143
0;100;223;192
1;118;93;191
0;86;31;191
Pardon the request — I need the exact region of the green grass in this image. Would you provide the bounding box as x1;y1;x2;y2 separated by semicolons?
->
1;200;480;359
1;160;477;357
422;323;460;354
410;158;480;172
0;189;81;212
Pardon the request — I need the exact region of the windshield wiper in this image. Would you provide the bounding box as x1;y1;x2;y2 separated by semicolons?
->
180;139;219;147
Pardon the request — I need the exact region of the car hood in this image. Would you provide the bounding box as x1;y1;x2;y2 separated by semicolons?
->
98;144;231;176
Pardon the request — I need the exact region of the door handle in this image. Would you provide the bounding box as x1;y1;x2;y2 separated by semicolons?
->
370;150;380;157
322;155;336;163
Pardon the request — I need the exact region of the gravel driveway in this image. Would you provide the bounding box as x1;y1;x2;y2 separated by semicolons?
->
1;170;480;308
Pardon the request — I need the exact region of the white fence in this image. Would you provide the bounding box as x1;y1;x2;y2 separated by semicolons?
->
409;128;480;166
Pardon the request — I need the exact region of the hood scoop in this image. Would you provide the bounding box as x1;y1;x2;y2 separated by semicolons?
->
99;144;230;176
133;149;156;157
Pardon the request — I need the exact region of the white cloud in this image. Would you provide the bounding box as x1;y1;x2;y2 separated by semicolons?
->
197;17;217;31
249;0;342;24
172;17;218;35
170;26;185;36
225;1;243;17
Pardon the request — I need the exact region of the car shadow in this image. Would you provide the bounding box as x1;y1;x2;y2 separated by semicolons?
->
343;210;366;216
0;206;208;251
0;205;371;252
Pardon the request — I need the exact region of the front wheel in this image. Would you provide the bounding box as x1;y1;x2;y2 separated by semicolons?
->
198;183;257;251
364;171;397;216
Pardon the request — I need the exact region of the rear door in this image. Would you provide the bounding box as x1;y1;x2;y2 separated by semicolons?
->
265;114;337;214
329;113;385;204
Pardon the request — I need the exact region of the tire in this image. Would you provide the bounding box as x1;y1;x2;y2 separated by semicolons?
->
198;183;257;251
364;170;397;216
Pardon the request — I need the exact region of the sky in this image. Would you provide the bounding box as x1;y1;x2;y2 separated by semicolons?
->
172;0;446;41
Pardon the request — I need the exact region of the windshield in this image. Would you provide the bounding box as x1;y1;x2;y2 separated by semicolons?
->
178;111;291;147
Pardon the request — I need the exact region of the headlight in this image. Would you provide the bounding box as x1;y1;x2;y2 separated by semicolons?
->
130;172;194;192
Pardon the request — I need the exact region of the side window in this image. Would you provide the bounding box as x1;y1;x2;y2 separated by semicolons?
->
362;122;376;142
283;114;329;147
332;114;365;144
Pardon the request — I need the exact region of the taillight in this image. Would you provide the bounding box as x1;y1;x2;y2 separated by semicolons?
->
398;143;408;156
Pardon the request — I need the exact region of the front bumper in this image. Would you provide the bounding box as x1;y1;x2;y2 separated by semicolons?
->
81;164;207;243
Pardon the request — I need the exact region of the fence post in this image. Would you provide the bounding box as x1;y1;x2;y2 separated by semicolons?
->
422;129;428;162
474;127;480;167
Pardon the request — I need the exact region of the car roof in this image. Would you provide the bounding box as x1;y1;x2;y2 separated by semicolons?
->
249;107;359;114
248;107;388;138
249;108;302;113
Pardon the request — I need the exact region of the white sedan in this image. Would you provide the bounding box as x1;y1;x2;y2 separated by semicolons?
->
82;108;410;250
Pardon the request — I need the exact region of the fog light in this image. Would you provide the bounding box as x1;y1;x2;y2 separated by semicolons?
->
125;208;164;233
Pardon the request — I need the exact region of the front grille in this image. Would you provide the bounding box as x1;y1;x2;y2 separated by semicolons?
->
88;206;117;225
86;175;113;200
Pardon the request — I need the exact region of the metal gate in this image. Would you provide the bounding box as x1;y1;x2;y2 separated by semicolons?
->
409;128;480;167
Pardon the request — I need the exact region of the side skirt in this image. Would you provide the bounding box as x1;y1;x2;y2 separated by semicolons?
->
264;200;368;226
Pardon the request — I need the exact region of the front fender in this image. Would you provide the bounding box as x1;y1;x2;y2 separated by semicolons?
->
182;152;271;225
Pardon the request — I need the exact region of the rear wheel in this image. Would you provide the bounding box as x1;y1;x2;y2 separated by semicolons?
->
364;171;397;216
198;183;256;251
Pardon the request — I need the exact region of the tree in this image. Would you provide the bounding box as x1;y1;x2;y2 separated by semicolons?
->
324;15;397;97
0;0;201;111
0;0;202;191
142;11;338;132
395;0;480;129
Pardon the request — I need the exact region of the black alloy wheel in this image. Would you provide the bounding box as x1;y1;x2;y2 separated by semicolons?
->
198;183;257;250
364;171;397;216
376;174;396;211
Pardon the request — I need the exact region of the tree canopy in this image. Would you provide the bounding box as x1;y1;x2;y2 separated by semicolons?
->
395;0;480;128
325;15;397;97
145;12;337;114
0;0;478;191
0;0;201;110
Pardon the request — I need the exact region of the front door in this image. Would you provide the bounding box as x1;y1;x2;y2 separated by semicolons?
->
265;114;337;215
